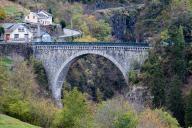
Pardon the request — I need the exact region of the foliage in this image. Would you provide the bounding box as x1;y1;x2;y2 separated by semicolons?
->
60;19;66;29
94;96;136;128
29;58;49;91
74;35;98;42
185;90;192;127
128;71;139;84
138;109;180;128
166;76;185;125
72;13;111;41
0;59;58;128
0;26;4;37
53;88;93;128
0;8;6;20
66;54;127;101
114;111;138;128
140;25;186;126
0;59;9;95
141;50;166;108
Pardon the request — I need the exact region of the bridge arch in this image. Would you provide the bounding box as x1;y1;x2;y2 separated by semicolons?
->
52;50;129;104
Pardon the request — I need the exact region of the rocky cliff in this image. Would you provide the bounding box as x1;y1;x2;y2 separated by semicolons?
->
93;4;145;41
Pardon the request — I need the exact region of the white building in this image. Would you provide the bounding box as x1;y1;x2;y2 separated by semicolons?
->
24;10;53;26
3;23;33;43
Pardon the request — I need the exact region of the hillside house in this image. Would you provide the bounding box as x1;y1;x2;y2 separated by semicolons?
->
33;31;52;42
3;23;33;43
24;10;53;26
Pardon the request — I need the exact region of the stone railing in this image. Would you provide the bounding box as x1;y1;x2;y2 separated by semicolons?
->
32;42;150;52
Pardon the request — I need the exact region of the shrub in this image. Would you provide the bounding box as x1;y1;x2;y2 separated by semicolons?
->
128;71;139;84
94;96;135;128
138;109;180;128
114;111;138;128
0;8;6;20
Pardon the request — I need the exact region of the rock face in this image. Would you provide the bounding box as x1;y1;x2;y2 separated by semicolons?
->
126;86;152;111
93;4;145;42
33;43;149;106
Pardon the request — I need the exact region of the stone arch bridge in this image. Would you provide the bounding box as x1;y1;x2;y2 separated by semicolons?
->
32;42;150;104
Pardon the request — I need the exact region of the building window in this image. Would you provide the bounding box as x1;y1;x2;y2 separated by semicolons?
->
14;34;19;39
24;34;29;38
33;16;35;19
18;27;25;32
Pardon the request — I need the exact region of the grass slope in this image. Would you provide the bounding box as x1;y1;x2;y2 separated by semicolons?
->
0;114;40;128
0;57;12;67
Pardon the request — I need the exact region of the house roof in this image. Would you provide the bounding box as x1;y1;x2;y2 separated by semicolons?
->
37;13;48;19
1;23;15;30
36;10;52;19
38;10;52;17
2;23;32;33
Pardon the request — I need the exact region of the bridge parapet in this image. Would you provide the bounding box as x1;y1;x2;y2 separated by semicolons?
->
32;42;150;52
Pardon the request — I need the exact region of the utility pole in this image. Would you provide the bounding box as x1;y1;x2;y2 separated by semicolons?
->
35;0;38;12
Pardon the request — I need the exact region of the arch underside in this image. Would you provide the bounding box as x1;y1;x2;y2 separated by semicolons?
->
51;51;129;104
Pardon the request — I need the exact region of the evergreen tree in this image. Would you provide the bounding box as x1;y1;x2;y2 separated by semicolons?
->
185;91;192;127
0;26;4;37
142;52;166;108
169;25;186;81
60;19;66;30
166;75;185;126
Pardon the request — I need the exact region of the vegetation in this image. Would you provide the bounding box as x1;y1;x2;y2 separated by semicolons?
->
53;88;93;128
139;25;192;126
185;91;192;127
60;19;66;30
0;8;6;20
0;114;40;128
138;109;179;128
0;58;58;128
0;0;192;127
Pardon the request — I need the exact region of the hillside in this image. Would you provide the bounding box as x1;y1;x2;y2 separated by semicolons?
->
0;0;29;22
0;114;40;128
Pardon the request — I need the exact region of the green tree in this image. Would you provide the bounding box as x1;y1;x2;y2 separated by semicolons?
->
53;88;93;128
60;19;66;29
114;111;138;128
142;52;166;108
185;90;192;127
168;25;186;80
166;75;185;126
29;58;48;90
0;8;6;20
0;26;4;38
94;96;134;128
138;109;179;128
